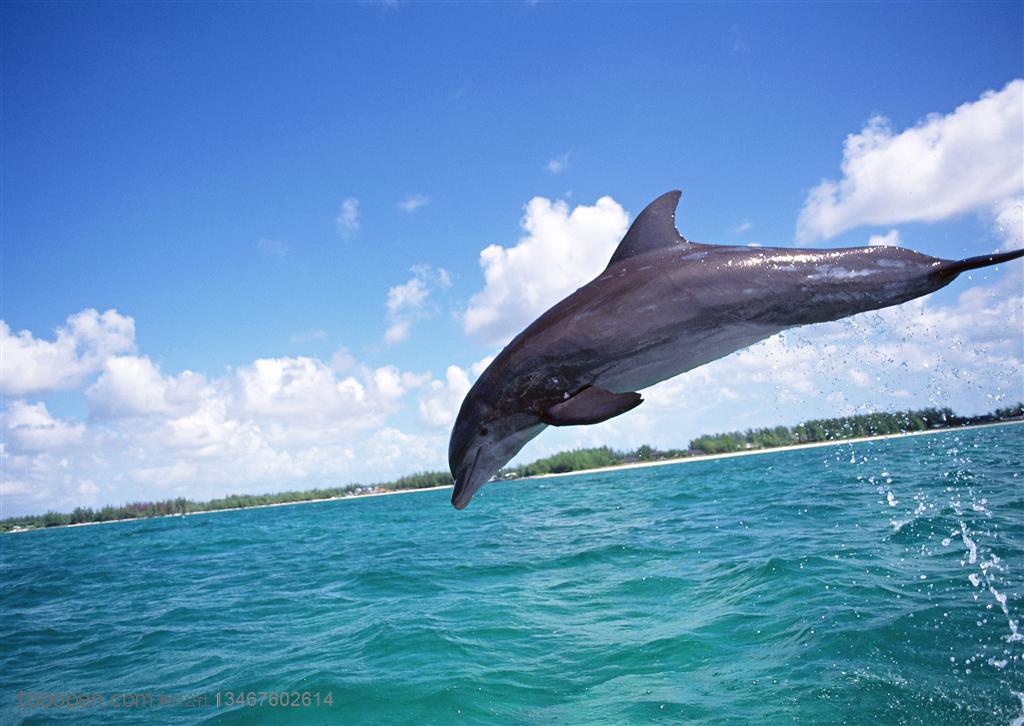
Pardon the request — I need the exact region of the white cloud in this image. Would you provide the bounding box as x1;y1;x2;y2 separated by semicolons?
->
161;398;239;456
397;193;430;212
463;195;630;345
383;264;452;345
238;357;370;422
470;355;494;377
387;277;429;314
2;332;457;514
418;365;472;429
1;309;135;396
329;346;356;372
796;79;1024;243
87;356;178;418
735;220;753;234
360;427;440;476
86;356;215;422
336;197;360;236
991;197;1023;251
4;401;85;453
868;229;901;247
384;320;412;345
372;365;407;401
77;479;100;502
414;354;495;431
546;152;570;174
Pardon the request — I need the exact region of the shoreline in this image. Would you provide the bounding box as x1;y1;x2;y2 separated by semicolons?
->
6;420;1020;534
525;419;1023;482
6;484;457;533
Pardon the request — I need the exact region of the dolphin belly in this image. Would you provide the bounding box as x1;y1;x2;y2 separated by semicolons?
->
594;320;783;393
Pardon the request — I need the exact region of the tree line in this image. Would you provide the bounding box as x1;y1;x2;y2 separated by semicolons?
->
689;404;1022;454
3;403;1020;532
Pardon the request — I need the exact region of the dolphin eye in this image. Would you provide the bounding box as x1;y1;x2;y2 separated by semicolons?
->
479;427;489;436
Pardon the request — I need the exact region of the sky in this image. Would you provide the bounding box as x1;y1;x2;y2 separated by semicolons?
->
2;1;1022;517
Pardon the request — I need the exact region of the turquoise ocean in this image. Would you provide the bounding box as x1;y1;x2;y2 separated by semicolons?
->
2;424;1022;724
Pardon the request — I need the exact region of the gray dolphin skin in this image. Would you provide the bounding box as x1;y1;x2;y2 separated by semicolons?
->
448;190;1024;509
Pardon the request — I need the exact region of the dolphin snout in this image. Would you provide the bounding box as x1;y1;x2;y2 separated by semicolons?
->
451;449;483;510
451;484;472;510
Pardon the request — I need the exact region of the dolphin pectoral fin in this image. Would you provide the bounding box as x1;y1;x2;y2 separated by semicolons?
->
541;386;643;426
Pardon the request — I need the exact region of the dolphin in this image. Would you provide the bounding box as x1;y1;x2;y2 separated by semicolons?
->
448;190;1024;509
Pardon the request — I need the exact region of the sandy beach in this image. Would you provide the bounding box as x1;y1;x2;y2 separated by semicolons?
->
7;484;457;532
526;419;1023;482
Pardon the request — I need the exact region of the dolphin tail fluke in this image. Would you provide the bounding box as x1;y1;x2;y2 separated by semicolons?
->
937;248;1024;279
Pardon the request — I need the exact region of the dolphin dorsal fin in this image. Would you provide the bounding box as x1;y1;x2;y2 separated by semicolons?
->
607;190;688;267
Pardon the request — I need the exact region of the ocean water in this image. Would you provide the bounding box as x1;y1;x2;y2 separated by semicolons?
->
2;425;1022;725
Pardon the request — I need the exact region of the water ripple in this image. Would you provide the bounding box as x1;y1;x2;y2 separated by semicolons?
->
2;425;1021;724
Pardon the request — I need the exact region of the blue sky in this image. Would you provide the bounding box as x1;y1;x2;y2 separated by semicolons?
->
2;2;1022;516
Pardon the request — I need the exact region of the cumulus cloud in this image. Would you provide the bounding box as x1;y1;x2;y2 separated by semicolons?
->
796;79;1024;243
418;365;472;429
1;320;455;514
546;152;570;174
868;229;901;247
387;277;429;313
1;309;135;396
238;357;373;422
88;356;175;418
336;197;360;236
384;264;452;344
463;195;630;345
87;356;211;419
4;401;85;453
397;193;430;212
417;355;494;430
